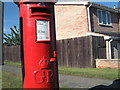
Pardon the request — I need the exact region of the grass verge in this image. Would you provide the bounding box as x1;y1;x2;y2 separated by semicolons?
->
4;60;21;68
0;70;2;89
58;67;120;80
2;71;22;88
4;61;120;80
2;71;64;89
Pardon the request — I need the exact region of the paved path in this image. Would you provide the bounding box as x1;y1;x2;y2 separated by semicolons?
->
2;65;119;89
2;65;22;76
59;74;113;88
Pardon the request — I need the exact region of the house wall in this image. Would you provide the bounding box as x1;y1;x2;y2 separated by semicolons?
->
90;7;119;33
55;5;89;40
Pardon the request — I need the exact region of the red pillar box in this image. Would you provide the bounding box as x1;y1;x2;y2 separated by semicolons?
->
15;0;59;89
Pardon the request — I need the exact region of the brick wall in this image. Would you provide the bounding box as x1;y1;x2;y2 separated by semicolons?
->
90;7;119;33
96;59;120;69
55;5;89;40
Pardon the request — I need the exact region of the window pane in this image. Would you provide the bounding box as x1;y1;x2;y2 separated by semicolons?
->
97;10;102;23
107;12;111;24
102;11;107;24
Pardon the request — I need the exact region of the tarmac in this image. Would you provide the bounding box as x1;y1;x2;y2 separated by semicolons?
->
2;65;120;89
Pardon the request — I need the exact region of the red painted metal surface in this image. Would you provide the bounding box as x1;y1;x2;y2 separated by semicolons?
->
15;1;59;89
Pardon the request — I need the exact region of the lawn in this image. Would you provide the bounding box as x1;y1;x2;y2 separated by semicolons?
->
2;71;64;89
0;70;2;89
4;60;120;80
59;67;120;80
2;61;120;89
4;60;21;68
2;71;22;88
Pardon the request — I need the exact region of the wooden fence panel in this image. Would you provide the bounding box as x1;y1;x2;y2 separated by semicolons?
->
56;40;62;66
4;45;21;62
56;36;94;68
92;36;106;59
67;39;73;67
3;36;106;68
56;36;106;68
71;38;78;67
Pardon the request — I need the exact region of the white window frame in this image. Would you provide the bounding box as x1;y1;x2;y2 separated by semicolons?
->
97;9;112;26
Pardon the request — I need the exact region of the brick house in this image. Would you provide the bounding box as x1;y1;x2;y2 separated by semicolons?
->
55;1;120;60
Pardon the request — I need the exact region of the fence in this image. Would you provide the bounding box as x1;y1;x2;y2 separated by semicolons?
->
57;36;93;68
3;36;106;68
57;36;106;68
4;45;21;62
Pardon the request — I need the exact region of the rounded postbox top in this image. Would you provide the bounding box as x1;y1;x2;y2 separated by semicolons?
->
14;0;58;4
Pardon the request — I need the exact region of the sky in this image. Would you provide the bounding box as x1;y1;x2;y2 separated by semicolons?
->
1;0;120;34
4;2;19;34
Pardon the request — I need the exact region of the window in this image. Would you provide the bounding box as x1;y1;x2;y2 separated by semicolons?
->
97;9;112;26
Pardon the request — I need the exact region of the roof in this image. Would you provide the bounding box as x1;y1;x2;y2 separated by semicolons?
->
94;31;120;37
89;2;119;13
55;1;89;5
55;1;120;13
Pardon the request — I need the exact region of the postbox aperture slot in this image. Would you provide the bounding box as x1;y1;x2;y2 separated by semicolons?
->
36;20;50;42
31;7;51;14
